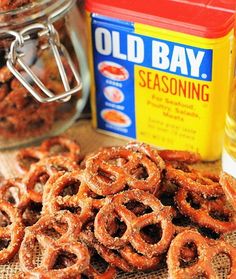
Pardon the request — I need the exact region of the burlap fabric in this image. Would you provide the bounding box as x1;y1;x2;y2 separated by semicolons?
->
0;120;234;279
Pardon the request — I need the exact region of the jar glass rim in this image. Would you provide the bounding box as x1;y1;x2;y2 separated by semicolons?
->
0;0;76;28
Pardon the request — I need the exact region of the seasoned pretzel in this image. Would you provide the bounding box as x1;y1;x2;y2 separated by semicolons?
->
167;230;236;279
19;211;90;277
42;170;104;223
16;106;55;138
175;187;236;233
16;147;46;174
85;147;163;195
0;106;55;139
166;164;223;196
125;142;165;168
23;156;79;203
0;88;33;115
126;141;201;165
40;136;81;163
220;172;236;210
0;201;24;264
158;150;201;164
0;178;30;209
80;228;132;273
95;189;175;258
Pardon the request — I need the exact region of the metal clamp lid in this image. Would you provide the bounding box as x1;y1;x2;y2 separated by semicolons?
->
0;21;82;103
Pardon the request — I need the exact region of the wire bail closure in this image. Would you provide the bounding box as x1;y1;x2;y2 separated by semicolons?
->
1;21;82;103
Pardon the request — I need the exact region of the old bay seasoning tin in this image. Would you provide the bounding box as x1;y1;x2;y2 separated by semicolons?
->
86;0;236;161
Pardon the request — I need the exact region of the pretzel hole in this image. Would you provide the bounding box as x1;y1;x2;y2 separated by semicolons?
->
159;192;175;206
198;227;220;240
125;201;153;217
41;226;63;240
48;144;70;156
107;157;128;166
82;220;95;232
212;252;231;278
33;238;43;267
158;180;177;206
22;202;42;227
0;239;10;251
179;242;198;268
186;194;201;210
33;172;50;193
97;168;116;183
0;211;11;227
130;164;148;180
40;218;68;240
108;216;127;238
53;251;77;269
140;224;162;244
209;211;230;222
50;164;70;173
172;214;192;228
61;205;82;215
2;187;20;205
90;252;110;274
20;156;40;171
59;180;80;197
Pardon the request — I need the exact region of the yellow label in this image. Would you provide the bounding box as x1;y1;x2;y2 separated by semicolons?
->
135;66;210;154
134;23;235;160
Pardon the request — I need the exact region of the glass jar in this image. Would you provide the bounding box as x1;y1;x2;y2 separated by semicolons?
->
0;0;90;149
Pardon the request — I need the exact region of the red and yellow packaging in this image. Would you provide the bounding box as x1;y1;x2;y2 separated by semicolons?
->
86;0;236;160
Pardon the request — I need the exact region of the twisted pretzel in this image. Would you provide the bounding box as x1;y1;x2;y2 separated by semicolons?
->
23;156;79;203
16;147;46;174
19;211;90;278
125;142;165;168
40;136;81;163
166;164;223;196
175;187;236;233
85;147;163;196
167;230;236;279
95;189;175;258
42;170;104;223
0;201;24;264
126;142;200;164
0;88;34;115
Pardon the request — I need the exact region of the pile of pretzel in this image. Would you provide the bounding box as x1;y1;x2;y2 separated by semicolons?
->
0;0;32;11
0;52;75;139
0;136;236;278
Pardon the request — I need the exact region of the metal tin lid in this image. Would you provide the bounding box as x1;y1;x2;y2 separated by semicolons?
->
85;0;236;38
